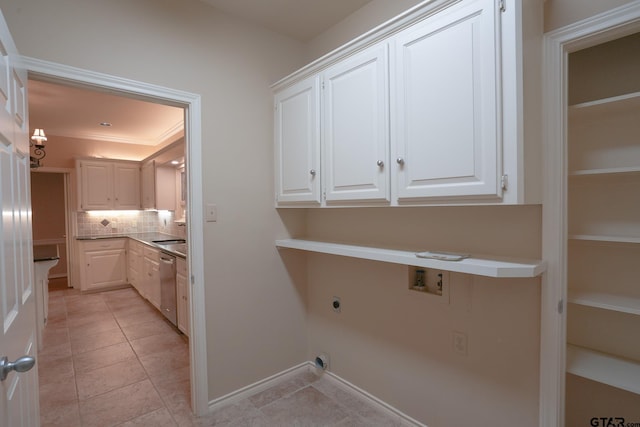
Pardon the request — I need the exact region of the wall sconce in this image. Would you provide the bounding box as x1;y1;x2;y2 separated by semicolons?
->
30;128;47;169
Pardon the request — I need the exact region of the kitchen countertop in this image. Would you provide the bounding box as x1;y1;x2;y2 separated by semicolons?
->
76;232;187;258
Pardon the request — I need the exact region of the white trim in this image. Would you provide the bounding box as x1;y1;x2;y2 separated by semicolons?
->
208;363;309;411
208;362;425;426
541;3;640;426
21;57;209;416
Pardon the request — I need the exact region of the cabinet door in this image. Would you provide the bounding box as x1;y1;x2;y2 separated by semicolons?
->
127;241;142;291
274;76;321;205
323;43;390;203
141;161;155;209
80;161;113;210
84;249;127;291
114;163;140;209
176;275;189;336
392;0;500;201
144;254;161;309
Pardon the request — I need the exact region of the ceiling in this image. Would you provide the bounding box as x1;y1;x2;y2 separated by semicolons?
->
27;0;372;147
28;79;184;147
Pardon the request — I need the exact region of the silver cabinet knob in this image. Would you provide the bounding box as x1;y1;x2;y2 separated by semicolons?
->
376;160;384;167
309;169;316;176
1;356;35;381
396;157;405;165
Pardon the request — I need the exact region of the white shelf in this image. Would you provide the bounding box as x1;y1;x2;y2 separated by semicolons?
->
569;234;640;244
569;166;640;177
569;91;640;115
275;239;546;278
568;290;640;316
566;344;640;395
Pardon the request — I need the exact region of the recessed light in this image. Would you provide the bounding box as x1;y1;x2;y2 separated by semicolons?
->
99;122;112;127
171;160;180;165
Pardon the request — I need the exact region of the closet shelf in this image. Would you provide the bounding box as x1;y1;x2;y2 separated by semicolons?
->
567;344;640;395
569;166;640;177
568;290;640;316
569;234;640;244
569;91;640;115
275;239;546;278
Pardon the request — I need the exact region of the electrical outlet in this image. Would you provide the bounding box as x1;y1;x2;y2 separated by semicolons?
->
453;331;467;357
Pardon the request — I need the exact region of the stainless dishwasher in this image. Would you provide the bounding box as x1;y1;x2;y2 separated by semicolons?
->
159;253;177;326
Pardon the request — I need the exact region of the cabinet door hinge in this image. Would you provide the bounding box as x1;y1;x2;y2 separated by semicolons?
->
499;0;506;12
500;174;508;191
557;299;564;314
190;275;195;285
321;81;325;90
322;191;326;201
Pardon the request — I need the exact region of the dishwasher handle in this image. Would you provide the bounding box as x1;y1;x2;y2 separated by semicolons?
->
160;256;175;265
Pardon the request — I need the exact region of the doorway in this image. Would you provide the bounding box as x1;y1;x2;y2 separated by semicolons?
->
24;58;208;416
31;170;71;289
541;3;640;426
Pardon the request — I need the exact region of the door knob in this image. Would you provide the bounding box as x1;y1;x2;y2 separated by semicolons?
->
0;356;35;381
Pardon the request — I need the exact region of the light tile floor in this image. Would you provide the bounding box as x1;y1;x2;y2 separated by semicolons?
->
39;286;408;426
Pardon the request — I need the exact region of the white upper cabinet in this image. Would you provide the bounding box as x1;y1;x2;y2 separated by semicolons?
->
272;0;541;207
391;0;499;201
78;159;140;210
274;76;321;205
323;43;389;203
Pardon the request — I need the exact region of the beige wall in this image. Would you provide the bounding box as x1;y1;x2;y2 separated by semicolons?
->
544;0;635;32
0;0;309;402
304;0;423;62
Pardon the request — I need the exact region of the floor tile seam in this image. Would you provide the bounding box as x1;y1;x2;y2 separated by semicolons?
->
147;377;182;425
71;343;137;376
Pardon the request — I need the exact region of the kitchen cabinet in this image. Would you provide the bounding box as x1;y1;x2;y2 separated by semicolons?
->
322;43;389;203
78;159;140;210
273;0;540;206
391;0;499;201
127;239;143;293
143;245;161;309
141;160;177;210
78;239;127;291
566;34;640;399
176;256;189;336
274;75;321;205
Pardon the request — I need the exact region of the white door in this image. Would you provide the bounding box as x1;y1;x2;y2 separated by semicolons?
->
0;9;39;426
392;0;500;201
323;43;390;203
274;76;321;205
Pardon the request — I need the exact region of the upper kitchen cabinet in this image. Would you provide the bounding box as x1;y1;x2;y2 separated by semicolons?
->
140;139;183;211
274;76;321;205
77;159;140;210
323;43;389;204
392;0;498;201
272;0;542;207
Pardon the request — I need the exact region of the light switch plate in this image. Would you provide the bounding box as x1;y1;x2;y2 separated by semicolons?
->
205;204;217;222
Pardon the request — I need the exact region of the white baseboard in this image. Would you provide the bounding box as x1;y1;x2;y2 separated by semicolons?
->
208;362;309;411
207;361;425;426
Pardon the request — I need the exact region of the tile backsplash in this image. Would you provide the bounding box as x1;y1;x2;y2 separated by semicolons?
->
76;210;186;238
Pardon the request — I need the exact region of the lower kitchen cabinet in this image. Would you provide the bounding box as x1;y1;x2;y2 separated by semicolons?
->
79;239;128;292
143;246;161;309
176;257;189;336
127;240;143;292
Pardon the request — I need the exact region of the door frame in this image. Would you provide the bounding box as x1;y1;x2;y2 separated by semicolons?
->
540;3;640;426
21;57;209;416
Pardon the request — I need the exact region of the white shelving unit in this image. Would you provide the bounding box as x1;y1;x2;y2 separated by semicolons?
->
566;344;640;395
568;290;640;316
275;239;546;278
566;38;640;402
